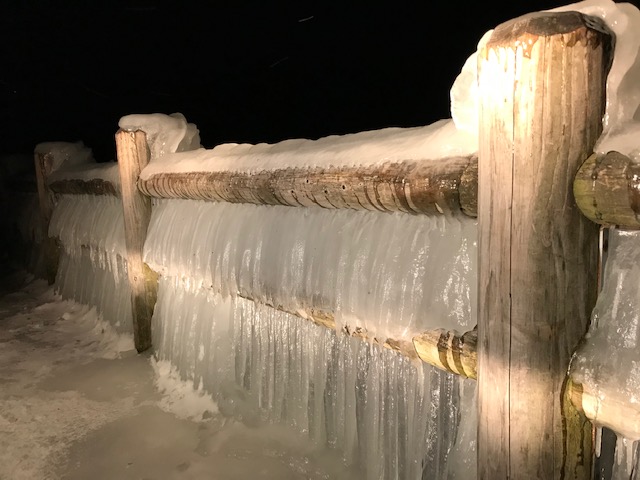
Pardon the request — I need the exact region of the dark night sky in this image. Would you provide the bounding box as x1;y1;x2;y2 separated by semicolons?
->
2;1;572;162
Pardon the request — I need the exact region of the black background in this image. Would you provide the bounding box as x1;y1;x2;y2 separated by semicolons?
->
2;1;590;161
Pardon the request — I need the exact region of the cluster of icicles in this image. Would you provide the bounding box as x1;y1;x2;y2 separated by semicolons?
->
47;190;479;478
46;191;640;478
49;194;133;333
144;199;477;340
145;198;478;479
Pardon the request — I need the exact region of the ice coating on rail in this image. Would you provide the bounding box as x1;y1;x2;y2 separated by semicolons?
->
571;228;640;443
451;0;640;160
49;194;132;332
144;199;477;340
152;276;477;479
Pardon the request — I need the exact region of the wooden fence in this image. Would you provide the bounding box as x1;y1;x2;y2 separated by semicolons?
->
33;10;636;480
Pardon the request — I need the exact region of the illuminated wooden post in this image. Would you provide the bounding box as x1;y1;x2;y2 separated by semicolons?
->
34;150;59;284
477;12;612;479
116;130;157;352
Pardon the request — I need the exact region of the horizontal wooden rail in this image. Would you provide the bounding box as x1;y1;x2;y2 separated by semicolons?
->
413;328;477;379
138;156;479;216
574;151;640;228
49;178;119;197
234;289;478;379
567;378;640;440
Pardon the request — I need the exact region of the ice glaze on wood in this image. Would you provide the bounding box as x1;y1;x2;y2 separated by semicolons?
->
48;178;119;197
413;328;477;379
234;290;478;378
568;378;640;441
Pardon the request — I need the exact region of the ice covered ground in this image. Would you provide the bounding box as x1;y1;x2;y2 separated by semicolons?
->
0;272;360;480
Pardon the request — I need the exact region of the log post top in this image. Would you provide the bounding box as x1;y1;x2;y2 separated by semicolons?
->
487;10;613;51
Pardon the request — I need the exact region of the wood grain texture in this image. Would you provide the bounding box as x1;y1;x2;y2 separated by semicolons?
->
138;157;479;217
477;11;611;480
115;130;156;352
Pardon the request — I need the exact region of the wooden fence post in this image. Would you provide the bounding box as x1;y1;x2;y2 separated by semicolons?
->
115;130;157;352
34;150;59;284
476;12;612;479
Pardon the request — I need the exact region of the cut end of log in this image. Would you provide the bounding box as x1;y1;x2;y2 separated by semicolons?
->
489;11;611;49
574;151;640;229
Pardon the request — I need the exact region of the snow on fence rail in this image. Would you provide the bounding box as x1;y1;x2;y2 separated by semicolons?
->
31;3;640;479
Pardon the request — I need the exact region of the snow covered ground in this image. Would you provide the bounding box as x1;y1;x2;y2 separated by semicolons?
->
0;272;360;480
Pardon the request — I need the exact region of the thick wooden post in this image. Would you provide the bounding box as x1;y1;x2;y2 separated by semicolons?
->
477;12;612;479
34;150;59;284
115;130;157;352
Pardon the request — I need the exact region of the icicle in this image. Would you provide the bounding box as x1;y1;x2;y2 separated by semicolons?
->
151;273;477;479
54;248;133;333
595;426;603;459
145;199;477;341
613;435;638;480
143;191;480;479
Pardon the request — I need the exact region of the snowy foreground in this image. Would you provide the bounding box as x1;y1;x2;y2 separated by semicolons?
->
0;274;359;480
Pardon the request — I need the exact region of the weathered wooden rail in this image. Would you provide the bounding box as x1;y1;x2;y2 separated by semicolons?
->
48;178;119;196
32;7;640;480
138;157;479;217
